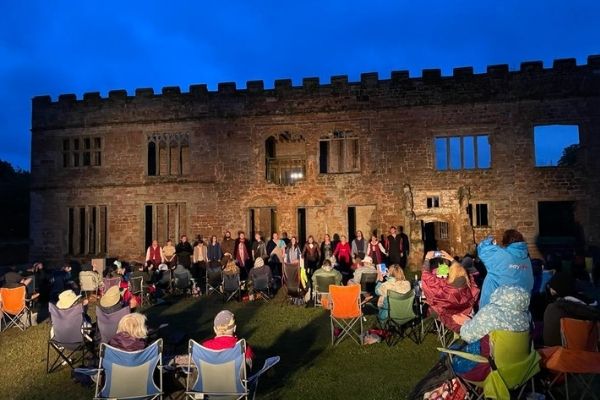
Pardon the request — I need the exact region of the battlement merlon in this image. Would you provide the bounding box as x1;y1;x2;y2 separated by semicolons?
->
31;55;600;130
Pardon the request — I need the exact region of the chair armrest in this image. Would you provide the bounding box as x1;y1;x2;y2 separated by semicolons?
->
248;356;280;383
74;367;101;376
437;347;489;364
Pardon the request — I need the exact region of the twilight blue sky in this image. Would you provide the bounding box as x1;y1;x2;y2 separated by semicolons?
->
1;0;599;170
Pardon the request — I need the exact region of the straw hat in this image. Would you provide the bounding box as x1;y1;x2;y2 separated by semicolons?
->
100;285;121;308
57;290;81;309
362;256;374;266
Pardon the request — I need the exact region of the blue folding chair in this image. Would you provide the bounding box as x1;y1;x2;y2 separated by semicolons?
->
184;339;279;399
76;339;163;400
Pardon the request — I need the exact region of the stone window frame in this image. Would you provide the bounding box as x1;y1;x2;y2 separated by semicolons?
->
143;202;187;250
62;135;103;168
467;201;492;228
318;130;361;174
265;132;307;186
433;133;491;171
146;132;191;177
426;195;441;209
67;205;108;256
531;123;581;168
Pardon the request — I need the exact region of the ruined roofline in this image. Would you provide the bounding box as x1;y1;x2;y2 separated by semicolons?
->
32;55;600;106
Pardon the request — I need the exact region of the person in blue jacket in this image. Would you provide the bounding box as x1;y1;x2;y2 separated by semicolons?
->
477;229;533;308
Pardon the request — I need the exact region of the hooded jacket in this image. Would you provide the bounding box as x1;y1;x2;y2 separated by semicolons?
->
460;285;531;344
108;332;146;352
477;237;533;308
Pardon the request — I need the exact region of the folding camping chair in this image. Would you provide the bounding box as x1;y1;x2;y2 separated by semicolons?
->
314;275;337;308
129;275;145;306
223;273;242;303
0;286;33;331
96;305;130;344
79;271;100;299
380;289;421;346
282;263;304;305
439;330;541;399
205;265;223;298
173;271;194;297
359;271;378;297
252;274;272;302
329;284;363;346
102;277;121;294
541;318;600;400
47;302;89;373
183;339;279;400
75;339;163;400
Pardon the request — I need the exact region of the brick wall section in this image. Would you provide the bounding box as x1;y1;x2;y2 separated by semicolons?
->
30;56;600;268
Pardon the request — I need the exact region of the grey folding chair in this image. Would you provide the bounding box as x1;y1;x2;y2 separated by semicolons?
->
47;302;88;373
314;275;337;307
96;305;130;344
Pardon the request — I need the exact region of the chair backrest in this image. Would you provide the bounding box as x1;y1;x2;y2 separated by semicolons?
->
488;330;540;390
79;272;99;292
223;273;240;291
129;275;143;294
283;264;300;290
253;274;269;291
49;302;84;346
387;289;416;324
0;286;26;315
187;339;247;396
174;272;191;289
206;267;222;287
360;272;378;293
96;305;131;344
560;318;600;351
329;284;361;319
315;275;337;293
98;339;162;399
103;277;121;291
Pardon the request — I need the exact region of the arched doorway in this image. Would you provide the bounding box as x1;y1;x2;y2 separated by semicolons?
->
421;220;450;253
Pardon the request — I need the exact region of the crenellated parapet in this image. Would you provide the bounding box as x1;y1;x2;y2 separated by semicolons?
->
32;55;600;130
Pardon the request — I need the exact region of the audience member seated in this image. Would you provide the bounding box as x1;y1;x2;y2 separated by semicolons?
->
100;285;137;314
349;256;377;285
421;250;480;332
451;285;531;381
114;260;130;283
248;257;273;297
375;265;411;321
79;262;101;292
50;264;77;303
202;310;254;369
312;259;342;292
477;230;533;308
543;271;600;347
223;259;240;276
108;312;147;351
2;266;38;300
55;289;93;341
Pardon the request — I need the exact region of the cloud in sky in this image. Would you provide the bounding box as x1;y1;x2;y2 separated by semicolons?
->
1;0;599;170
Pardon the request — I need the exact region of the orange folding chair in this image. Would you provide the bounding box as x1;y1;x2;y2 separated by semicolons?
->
329;284;363;346
0;286;32;331
540;318;600;400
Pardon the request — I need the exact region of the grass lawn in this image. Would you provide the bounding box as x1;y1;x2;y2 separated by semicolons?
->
0;292;439;399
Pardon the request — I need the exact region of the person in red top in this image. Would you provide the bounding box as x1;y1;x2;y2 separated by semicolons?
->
367;234;387;264
146;239;165;268
202;310;254;369
333;235;352;278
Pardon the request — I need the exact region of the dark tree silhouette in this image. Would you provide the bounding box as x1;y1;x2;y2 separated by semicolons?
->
0;160;30;239
557;143;579;167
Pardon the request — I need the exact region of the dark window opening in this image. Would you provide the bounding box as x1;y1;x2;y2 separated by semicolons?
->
145;205;154;249
319;141;328;174
148;141;157;176
68;208;74;255
79;207;86;255
319;137;360;174
467;203;489;227
427;196;440;208
347;207;357;243
265;134;306;185
297;208;306;247
249;209;256;239
538;201;577;237
62;136;102;168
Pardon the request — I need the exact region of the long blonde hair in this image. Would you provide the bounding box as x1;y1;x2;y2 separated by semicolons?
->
388;265;406;281
116;312;148;339
448;261;470;287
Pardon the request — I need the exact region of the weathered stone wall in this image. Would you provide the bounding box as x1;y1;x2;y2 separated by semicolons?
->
30;56;600;268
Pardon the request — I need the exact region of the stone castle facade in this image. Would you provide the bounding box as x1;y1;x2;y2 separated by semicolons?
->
30;55;600;268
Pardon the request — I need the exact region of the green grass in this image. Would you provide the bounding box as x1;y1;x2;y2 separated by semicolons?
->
0;293;439;399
